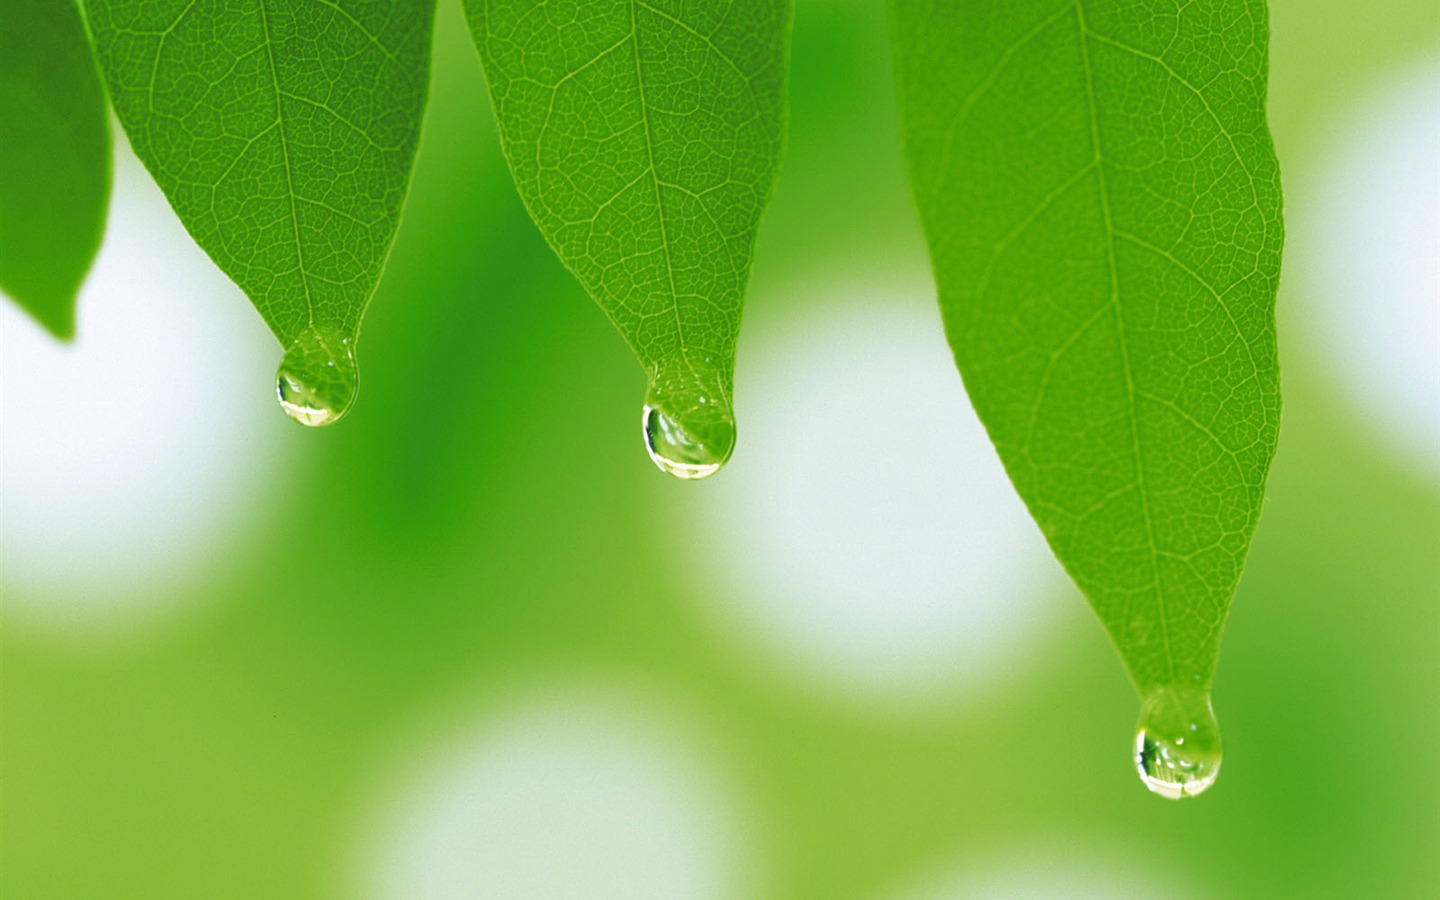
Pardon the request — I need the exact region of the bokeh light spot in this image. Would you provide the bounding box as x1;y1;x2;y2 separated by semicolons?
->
1309;57;1440;477
675;285;1065;710
0;144;282;636
361;687;747;900
889;845;1204;900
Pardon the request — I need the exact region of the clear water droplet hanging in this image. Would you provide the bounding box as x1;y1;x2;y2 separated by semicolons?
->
275;325;358;427
641;355;736;479
1133;685;1222;799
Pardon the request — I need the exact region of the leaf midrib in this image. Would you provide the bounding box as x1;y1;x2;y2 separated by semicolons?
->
1074;0;1173;681
626;0;686;376
256;0;316;329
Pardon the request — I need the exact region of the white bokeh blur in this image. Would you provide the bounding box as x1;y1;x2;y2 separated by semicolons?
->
0;140;283;637
674;283;1067;710
1308;57;1440;477
361;685;747;900
889;843;1204;900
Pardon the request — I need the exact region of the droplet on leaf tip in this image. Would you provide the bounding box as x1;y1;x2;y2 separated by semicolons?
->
640;361;736;480
1134;686;1223;799
642;403;735;480
275;326;358;427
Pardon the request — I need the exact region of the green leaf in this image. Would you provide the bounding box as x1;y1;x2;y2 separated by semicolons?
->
0;0;111;340
893;0;1282;782
467;0;789;477
83;0;436;425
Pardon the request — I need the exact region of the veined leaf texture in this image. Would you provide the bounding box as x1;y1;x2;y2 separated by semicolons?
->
894;0;1282;722
85;0;436;424
468;0;789;476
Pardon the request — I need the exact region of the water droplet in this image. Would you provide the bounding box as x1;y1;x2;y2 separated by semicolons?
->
643;404;736;479
1134;686;1222;799
275;326;358;427
641;359;736;479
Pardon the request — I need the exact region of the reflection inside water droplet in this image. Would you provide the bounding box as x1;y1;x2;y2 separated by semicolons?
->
643;404;736;479
641;361;736;480
275;326;358;427
1134;686;1222;799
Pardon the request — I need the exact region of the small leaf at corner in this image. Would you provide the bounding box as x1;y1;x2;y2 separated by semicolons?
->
0;0;112;340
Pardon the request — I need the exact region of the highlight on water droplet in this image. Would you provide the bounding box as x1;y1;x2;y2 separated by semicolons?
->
1133;686;1222;799
641;357;736;480
275;325;358;427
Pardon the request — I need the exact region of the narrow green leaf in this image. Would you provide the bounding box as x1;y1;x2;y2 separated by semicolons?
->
83;0;436;425
0;0;111;340
894;0;1282;795
467;0;789;477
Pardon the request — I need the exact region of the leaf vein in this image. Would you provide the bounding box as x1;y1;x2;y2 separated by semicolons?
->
256;0;315;326
1075;0;1173;681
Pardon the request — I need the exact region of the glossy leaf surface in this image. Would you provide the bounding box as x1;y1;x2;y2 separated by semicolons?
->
468;0;789;472
85;0;436;422
894;0;1283;695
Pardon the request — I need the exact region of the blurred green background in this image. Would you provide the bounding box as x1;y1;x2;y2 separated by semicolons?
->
2;0;1437;897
